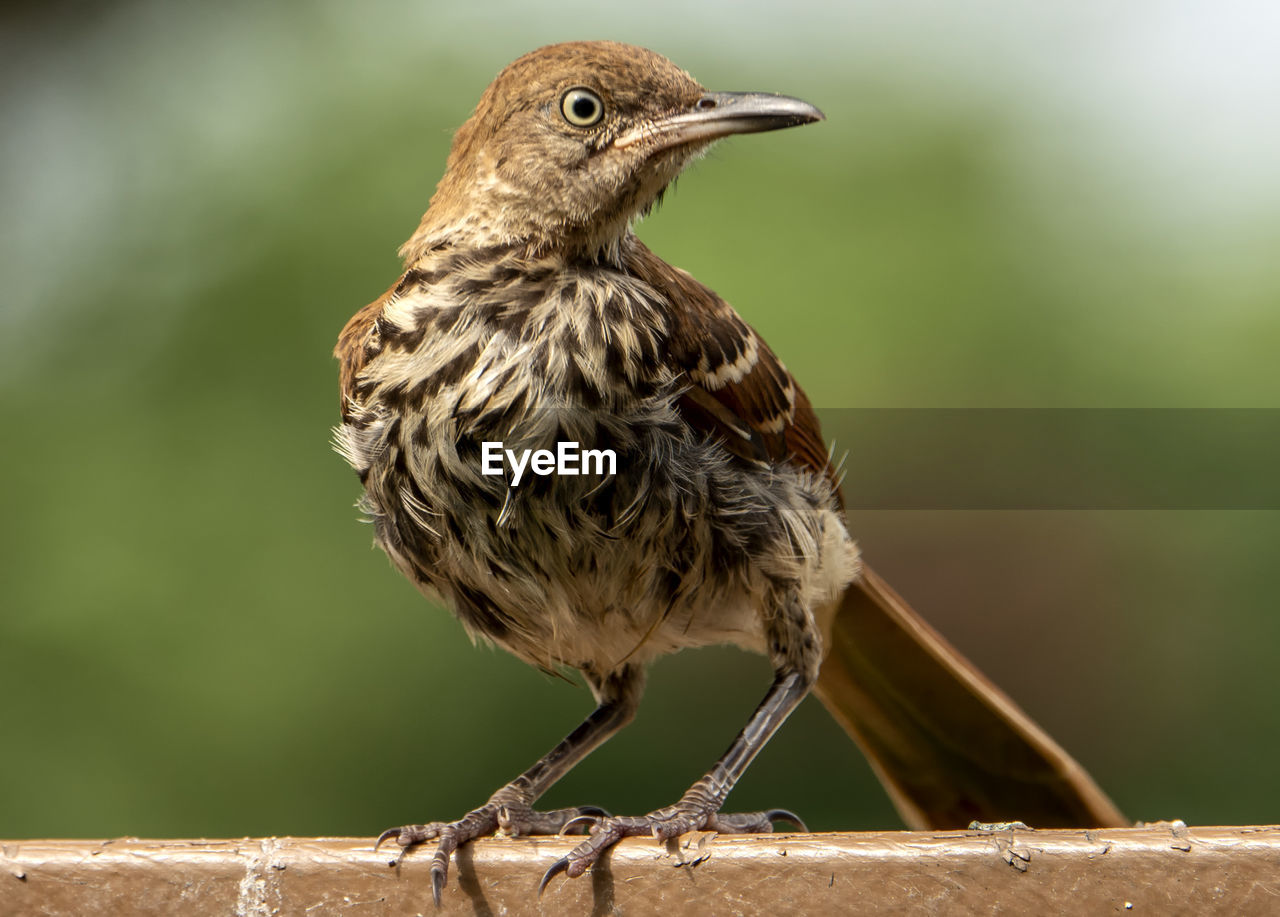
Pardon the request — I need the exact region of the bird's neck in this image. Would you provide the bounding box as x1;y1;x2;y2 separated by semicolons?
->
400;211;639;271
400;154;666;267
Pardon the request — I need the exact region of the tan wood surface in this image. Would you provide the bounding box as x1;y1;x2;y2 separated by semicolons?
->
3;825;1277;915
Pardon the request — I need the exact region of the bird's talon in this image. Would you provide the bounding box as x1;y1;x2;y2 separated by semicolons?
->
374;826;414;853
767;808;808;832
495;804;515;835
538;856;570;896
430;864;446;908
559;814;599;836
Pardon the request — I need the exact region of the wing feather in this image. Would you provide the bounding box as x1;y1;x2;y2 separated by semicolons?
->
625;240;842;503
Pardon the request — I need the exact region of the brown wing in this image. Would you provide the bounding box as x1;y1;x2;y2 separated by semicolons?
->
624;240;840;503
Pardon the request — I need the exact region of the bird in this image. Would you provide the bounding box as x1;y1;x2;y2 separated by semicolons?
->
334;40;1125;904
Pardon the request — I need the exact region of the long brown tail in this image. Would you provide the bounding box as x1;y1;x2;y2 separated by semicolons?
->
814;565;1127;829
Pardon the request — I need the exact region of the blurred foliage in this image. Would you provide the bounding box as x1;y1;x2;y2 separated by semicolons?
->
2;0;1278;841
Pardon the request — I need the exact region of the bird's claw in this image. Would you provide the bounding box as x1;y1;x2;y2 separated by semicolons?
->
430;861;447;907
373;797;799;900
706;807;808;833
539;804;805;892
374;823;441;854
373;827;397;854
373;800;608;901
537;855;571;896
558;810;608;836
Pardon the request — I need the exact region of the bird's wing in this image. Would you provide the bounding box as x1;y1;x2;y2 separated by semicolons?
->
624;239;837;496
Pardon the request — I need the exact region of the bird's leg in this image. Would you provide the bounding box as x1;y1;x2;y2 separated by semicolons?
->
542;587;818;889
541;671;811;888
377;665;643;906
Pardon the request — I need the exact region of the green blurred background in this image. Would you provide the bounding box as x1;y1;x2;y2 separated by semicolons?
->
3;0;1278;840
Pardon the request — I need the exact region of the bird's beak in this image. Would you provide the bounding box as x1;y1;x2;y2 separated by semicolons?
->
613;92;824;152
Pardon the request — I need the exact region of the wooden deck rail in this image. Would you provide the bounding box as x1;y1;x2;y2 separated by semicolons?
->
4;825;1278;915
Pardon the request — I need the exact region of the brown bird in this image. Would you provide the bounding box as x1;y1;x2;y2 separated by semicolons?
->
335;40;1124;904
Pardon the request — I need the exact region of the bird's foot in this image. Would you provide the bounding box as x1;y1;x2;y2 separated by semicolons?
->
376;799;606;906
539;802;805;892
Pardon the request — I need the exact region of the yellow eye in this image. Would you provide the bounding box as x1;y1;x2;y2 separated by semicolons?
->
561;88;605;127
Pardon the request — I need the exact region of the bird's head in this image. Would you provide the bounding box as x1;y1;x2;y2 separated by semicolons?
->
401;41;823;264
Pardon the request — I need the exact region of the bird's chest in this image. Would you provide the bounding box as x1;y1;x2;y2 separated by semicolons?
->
371;267;675;488
340;269;768;665
348;270;703;578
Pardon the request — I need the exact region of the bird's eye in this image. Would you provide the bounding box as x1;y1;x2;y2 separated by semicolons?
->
560;88;605;127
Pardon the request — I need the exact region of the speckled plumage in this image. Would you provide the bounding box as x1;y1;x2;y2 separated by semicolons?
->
335;41;1124;904
336;235;855;681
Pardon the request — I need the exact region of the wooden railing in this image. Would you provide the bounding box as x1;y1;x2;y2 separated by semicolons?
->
4;825;1278;915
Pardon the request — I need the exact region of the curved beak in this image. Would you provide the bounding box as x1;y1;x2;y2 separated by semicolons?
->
613;91;825;152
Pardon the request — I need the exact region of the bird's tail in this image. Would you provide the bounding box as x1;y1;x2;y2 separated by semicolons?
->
814;565;1127;829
